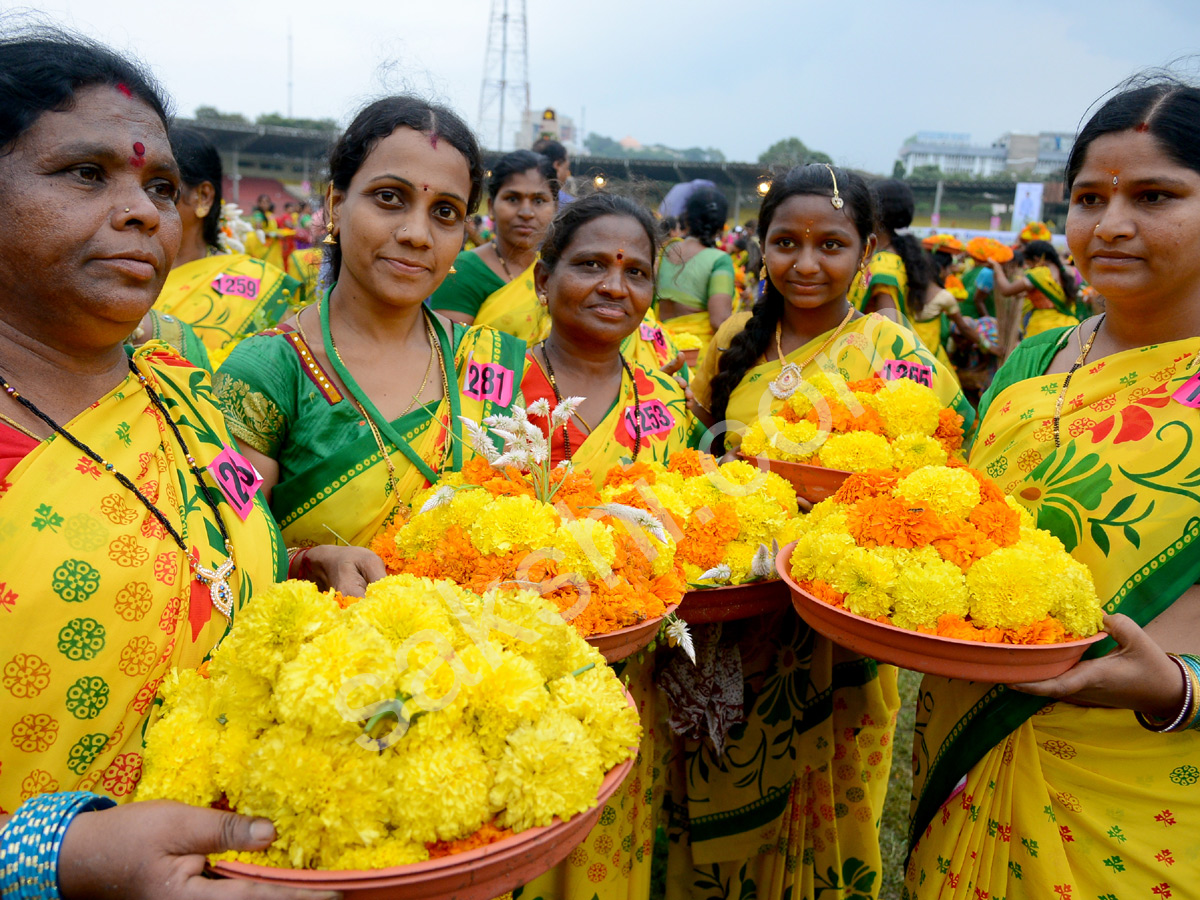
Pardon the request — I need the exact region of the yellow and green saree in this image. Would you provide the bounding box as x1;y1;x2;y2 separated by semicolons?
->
431;251;550;344
156;253;302;354
621;307;687;374
286;247;324;303
657;247;737;347
907;326;1200;899
215;311;526;547
849;250;909;317
1022;265;1081;338
516;354;697;900
0;342;282;808
671;312;972;900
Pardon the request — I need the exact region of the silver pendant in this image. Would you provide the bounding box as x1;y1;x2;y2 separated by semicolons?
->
193;557;235;618
769;362;803;399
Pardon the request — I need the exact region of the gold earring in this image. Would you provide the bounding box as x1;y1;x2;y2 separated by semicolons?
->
323;222;337;246
758;264;766;280
448;265;457;275
195;206;210;218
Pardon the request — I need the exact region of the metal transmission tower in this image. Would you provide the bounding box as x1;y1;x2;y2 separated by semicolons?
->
477;0;530;151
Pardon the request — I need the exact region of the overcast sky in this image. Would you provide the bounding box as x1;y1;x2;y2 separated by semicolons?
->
29;0;1200;174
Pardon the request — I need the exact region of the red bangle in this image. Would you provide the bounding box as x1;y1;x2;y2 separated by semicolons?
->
287;547;313;580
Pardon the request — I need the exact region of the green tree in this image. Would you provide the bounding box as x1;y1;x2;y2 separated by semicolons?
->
892;160;906;178
757;137;832;167
907;164;944;181
255;112;339;131
194;106;248;124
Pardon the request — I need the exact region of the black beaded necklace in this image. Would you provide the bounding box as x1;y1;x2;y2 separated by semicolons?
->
540;339;642;461
0;357;237;617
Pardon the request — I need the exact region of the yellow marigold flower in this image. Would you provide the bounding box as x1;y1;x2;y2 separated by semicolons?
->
832;547;898;620
777;516;807;546
1051;557;1103;637
891;556;969;630
273;621;398;738
966;545;1055;629
351;574;457;650
468;494;559;555
723;540;760;583
469;651;549;760
891;433;949;471
787;389;815;420
135;670;221;808
732;492;790;547
548;666;641;769
739;420;775;458
390;728;493;844
214;579;340;683
769;419;824;463
331;839;430;870
869;377;942;438
491;708;604;832
553;517;617;581
790;528;856;583
895;466;981;519
817;431;893;472
1006;495;1037;529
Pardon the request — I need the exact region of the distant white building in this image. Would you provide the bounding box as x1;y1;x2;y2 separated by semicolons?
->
897;130;1074;179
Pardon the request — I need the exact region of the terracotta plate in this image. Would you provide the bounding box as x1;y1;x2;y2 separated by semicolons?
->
776;541;1107;683
585;605;677;664
677;580;790;624
736;454;849;504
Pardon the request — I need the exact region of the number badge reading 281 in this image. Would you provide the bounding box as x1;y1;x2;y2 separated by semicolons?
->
463;361;516;406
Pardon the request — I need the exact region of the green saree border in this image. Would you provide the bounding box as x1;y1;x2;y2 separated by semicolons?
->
908;515;1200;853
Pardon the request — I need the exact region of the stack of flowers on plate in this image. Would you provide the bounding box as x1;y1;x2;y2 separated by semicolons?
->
136;576;640;869
597;449;802;587
739;372;965;474
371;401;686;638
787;465;1103;643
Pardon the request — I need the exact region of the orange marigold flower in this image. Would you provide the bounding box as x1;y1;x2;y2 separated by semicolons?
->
460;457;495;485
936;614;984;642
934;408;965;453
846;377;885;394
801;579;846;607
846;496;945;549
667;449;708;477
804;400;886;435
964;467;1008;504
676;503;739;568
968;501;1021;547
931;519;997;572
427;820;513;858
1010;617;1069;645
603;460;658;490
832;471;899;505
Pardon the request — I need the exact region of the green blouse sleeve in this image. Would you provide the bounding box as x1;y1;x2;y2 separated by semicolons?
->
212;333;296;457
429;251;504;317
707;251;736;299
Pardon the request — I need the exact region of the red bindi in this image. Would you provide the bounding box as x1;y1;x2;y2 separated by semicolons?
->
130;141;146;168
116;83;133;98
616;249;624;260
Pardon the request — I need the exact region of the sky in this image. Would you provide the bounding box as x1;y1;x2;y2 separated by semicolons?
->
27;0;1200;174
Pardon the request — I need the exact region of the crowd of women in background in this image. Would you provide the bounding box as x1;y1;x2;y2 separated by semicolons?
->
1;18;1199;900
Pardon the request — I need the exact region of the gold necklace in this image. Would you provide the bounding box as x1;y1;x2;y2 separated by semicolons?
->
1053;314;1105;448
768;307;856;399
319;297;451;517
492;240;514;280
0;410;40;441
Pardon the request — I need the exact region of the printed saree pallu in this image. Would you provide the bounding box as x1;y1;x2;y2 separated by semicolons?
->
907;330;1200;899
0;343;281;809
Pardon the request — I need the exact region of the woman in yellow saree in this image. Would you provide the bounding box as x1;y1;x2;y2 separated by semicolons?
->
430;150;557;343
514;195;697;900
150;129;302;357
907;79;1200;900
847;180;922;320
656;186;735;350
0;37;318;897
217;97;525;596
990;238;1085;339
676;165;972;900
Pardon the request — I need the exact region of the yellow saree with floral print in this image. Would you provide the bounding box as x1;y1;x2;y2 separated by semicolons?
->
1021;265;1080;338
0;342;282;810
473;260;550;345
907;326;1200;900
156;253;302;353
216;313;526;547
669;313;972;900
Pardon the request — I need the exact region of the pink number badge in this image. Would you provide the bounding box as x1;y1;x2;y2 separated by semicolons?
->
463;361;515;407
624;400;676;440
883;358;934;387
209;445;263;521
1173;371;1200;408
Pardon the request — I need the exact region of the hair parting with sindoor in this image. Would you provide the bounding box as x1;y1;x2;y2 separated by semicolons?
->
324;95;484;278
706;164;875;452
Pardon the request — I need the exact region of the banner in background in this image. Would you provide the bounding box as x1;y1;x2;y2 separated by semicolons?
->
1010;182;1044;233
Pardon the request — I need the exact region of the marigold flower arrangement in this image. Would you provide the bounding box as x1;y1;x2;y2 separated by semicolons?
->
740;372;965;475
595;449;803;587
136;576;640;869
787;466;1103;643
671;332;704;352
965;236;1014;264
371;401;688;638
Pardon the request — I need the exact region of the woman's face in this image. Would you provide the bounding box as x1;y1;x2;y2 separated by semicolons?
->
488;168;556;252
536;214;654;348
763;194;872;311
330;126;471;309
1067;129;1200;308
0;84;180;351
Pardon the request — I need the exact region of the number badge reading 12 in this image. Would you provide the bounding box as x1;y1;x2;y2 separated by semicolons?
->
463;361;515;406
209;445;264;521
882;358;934;388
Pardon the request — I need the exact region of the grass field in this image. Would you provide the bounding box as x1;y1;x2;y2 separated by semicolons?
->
879;668;922;900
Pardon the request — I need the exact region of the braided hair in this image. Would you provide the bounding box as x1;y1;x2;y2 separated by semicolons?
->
707;164;875;452
872;179;930;311
683;185;728;247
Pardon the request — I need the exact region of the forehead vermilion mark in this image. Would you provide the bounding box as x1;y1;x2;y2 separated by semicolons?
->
1136;122;1150;132
130;141;146;168
116;83;133;98
429;133;439;149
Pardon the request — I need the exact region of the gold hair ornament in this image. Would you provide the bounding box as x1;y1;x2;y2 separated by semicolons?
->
824;164;844;210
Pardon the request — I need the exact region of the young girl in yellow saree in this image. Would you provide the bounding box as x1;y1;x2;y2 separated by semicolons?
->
990;238;1085;339
907;77;1200;900
514;193;697;900
217;97;525;597
676;164;972;900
